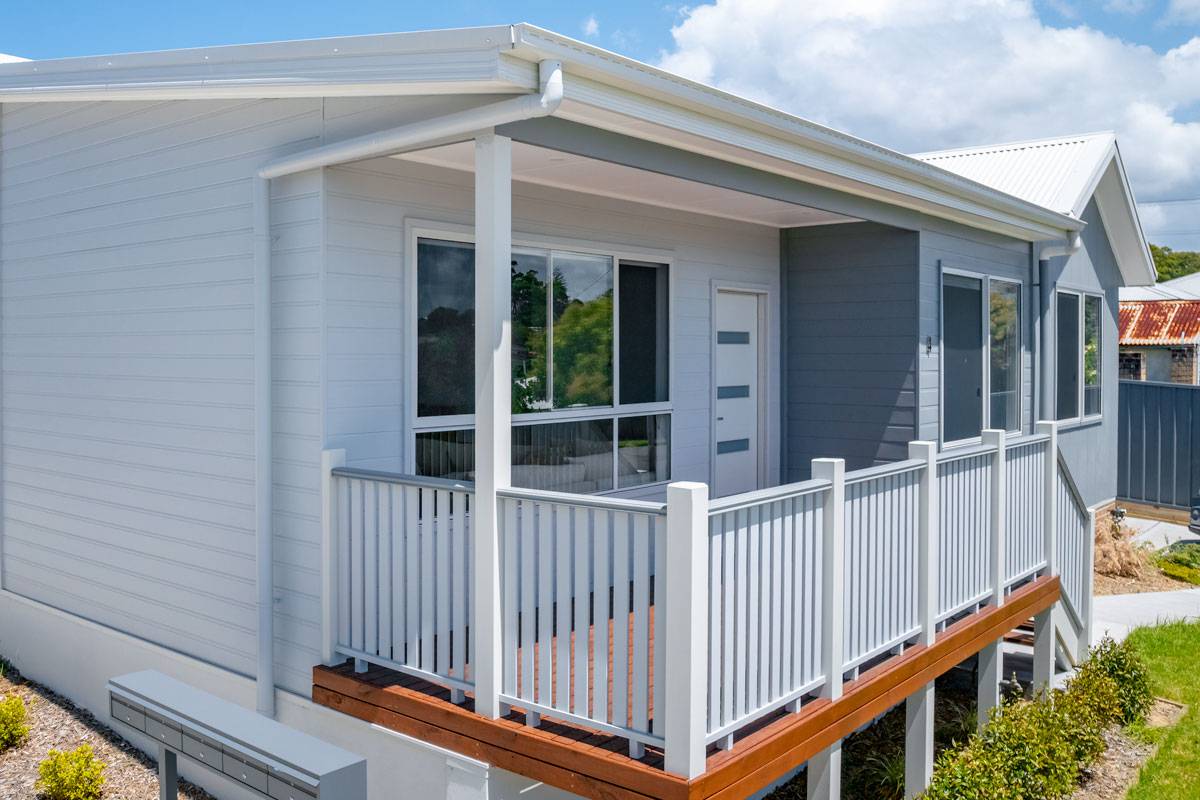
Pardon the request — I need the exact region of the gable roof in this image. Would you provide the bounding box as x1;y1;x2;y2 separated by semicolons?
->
914;133;1156;287
1119;300;1200;346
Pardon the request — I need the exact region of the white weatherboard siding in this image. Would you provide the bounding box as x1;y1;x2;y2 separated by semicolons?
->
0;94;781;699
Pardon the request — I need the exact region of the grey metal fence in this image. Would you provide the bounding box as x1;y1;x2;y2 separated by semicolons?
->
1118;380;1200;509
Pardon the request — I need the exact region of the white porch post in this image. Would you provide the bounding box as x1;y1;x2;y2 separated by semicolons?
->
906;441;939;799
472;131;512;719
808;458;844;800
978;430;1006;729
320;448;347;666
1033;420;1058;691
664;481;710;779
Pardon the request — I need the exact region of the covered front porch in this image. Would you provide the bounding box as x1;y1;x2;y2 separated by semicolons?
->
247;60;1097;798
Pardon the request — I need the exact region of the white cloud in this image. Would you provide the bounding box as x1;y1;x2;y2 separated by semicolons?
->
657;0;1200;245
1168;0;1200;22
583;14;600;38
1104;0;1148;13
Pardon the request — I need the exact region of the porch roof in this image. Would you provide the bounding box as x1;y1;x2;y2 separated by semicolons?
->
0;24;1085;244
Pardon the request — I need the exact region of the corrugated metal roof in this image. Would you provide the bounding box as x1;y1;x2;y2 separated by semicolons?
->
912;133;1116;216
1120;300;1200;346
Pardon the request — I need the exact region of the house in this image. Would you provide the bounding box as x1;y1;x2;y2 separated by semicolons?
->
1118;300;1200;383
0;25;1154;800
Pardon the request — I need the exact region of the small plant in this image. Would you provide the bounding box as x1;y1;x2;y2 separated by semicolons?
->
857;750;906;800
35;743;106;800
1158;543;1200;585
1086;636;1152;725
0;692;30;750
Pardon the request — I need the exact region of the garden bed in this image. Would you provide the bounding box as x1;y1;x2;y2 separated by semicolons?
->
0;658;215;800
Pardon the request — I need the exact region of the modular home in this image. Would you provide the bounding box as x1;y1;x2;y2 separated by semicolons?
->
0;24;1154;800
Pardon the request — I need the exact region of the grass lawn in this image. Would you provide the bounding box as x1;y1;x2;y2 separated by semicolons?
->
1126;620;1200;799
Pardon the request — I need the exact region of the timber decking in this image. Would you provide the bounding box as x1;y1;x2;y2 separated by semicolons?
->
313;576;1061;800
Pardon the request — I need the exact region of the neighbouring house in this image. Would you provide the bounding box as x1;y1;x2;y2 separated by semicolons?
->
1118;300;1200;383
0;26;1155;800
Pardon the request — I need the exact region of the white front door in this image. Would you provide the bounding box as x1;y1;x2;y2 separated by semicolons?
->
714;290;762;496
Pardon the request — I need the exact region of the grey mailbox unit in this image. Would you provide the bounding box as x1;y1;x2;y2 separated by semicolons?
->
108;671;366;800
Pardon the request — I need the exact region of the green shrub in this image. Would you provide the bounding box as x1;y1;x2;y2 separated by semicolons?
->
0;692;29;751
1159;559;1200;585
1086;636;1153;725
35;743;106;800
1059;665;1119;765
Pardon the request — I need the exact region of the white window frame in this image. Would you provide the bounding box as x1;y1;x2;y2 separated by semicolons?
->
1055;287;1104;426
404;220;676;492
939;267;1025;447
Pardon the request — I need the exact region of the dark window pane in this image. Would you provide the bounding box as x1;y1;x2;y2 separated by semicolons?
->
551;252;613;408
1057;293;1080;420
415;428;475;480
512;251;550;413
989;281;1021;432
619;263;670;404
417;239;475;417
617;415;671;488
943;274;983;441
512;418;614;492
1084;295;1102;416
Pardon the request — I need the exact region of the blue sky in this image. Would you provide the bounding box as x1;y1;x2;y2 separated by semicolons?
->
4;1;1200;251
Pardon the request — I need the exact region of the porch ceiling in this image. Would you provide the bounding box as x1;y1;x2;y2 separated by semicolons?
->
395;141;860;229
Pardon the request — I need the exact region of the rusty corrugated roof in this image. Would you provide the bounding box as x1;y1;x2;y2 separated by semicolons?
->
1120;300;1200;346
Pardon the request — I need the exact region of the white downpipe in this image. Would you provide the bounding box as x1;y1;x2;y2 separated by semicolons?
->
248;60;562;717
253;175;274;717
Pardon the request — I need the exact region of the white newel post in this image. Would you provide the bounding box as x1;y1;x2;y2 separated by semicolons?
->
1034;420;1059;691
472;132;512;719
808;458;844;800
977;431;1006;729
664;482;710;779
1083;507;1096;661
320;449;346;666
906;441;939;798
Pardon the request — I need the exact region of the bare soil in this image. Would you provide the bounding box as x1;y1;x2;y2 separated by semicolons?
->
1093;514;1193;595
1094;570;1193;596
0;663;215;800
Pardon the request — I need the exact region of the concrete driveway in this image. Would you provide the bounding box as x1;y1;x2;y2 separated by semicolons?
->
1092;587;1200;644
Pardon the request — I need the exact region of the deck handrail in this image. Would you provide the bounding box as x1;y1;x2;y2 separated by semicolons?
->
318;420;1088;780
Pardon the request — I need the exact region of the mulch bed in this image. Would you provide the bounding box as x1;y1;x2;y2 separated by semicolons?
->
1071;698;1186;800
0;661;216;800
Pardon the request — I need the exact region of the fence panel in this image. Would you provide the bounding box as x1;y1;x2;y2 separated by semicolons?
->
1005;435;1048;585
842;463;922;670
331;469;474;691
497;489;667;749
936;448;994;620
705;483;827;743
1119;380;1200;509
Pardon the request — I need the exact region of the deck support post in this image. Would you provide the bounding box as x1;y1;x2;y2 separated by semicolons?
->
472;131;512;720
977;641;1002;730
664;481;710;779
320;449;346;666
808;458;845;800
906;441;939;798
807;742;842;800
905;682;935;798
1032;607;1054;691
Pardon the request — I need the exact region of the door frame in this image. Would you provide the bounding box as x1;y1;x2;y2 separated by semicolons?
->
710;281;771;495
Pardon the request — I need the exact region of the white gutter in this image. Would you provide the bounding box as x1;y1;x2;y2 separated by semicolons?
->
1039;231;1083;260
249;57;562;717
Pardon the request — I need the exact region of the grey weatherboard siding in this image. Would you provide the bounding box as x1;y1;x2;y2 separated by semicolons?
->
783;222;921;480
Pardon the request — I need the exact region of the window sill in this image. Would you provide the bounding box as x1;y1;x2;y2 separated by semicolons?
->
1057;414;1103;432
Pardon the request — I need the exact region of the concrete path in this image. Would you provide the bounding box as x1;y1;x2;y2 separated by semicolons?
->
1123;515;1197;551
1092;588;1200;644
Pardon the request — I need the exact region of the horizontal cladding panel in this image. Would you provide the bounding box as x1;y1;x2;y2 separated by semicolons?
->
0;98;322;681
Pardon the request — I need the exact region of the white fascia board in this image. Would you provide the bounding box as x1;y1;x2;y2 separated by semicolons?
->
0;26;534;101
1093;152;1157;286
509;24;1081;242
